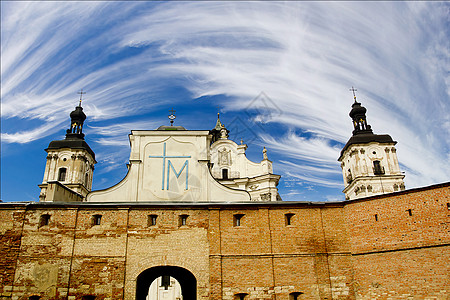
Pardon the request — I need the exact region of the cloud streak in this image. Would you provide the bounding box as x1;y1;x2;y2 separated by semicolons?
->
1;1;448;201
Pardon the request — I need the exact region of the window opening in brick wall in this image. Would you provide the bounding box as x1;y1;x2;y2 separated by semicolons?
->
148;214;158;226
374;214;378;221
290;292;304;300
39;214;50;227
235;293;248;300
179;214;188;226
285;213;295;226
58;167;67;181
29;296;41;300
407;209;412;216
233;214;244;227
82;296;96;300
447;203;449;210
92;214;102;226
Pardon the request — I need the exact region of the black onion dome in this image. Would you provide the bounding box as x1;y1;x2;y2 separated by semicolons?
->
349;101;366;119
70;105;86;122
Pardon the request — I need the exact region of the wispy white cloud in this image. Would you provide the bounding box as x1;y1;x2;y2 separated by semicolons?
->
1;1;448;201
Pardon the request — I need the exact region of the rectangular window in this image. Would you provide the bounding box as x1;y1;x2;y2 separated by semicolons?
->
407;209;412;216
148;214;158;226
58;168;67;181
233;214;244;227
374;214;378;221
179;214;188;226
373;161;385;175
285;213;295;226
92;214;102;226
222;169;229;179
39;214;51;227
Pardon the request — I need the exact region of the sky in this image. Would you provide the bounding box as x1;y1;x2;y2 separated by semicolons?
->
1;1;449;202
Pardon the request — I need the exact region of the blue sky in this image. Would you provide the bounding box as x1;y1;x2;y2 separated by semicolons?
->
1;1;449;202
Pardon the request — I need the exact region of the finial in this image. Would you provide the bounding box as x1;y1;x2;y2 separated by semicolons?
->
240;139;244;145
349;86;358;103
168;108;176;126
263;147;268;160
77;89;86;106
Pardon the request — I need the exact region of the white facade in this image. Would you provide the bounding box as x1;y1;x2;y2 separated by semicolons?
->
210;136;280;202
338;98;405;200
339;142;405;200
86;120;281;202
147;277;182;300
39;148;95;201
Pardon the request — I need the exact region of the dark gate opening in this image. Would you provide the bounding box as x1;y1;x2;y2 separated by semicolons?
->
136;266;197;300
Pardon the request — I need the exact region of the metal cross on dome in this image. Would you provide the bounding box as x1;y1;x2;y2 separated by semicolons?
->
349;86;358;102
168;108;176;126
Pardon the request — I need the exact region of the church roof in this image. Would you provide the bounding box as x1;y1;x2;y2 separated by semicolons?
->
47;137;95;159
338;133;395;160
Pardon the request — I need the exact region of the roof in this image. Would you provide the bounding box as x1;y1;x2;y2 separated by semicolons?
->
338;133;395;160
47;138;95;159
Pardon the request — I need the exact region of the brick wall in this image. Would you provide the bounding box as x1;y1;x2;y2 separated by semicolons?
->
0;182;448;300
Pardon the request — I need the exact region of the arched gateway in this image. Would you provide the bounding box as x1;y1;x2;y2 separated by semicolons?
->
136;266;197;300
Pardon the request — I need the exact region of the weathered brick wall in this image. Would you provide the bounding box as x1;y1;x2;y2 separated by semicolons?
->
0;182;448;300
344;183;450;299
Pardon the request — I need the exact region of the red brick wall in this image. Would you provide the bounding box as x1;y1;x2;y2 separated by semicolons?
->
0;182;448;300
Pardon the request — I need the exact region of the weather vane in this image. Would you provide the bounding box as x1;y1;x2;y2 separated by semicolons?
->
77;89;86;106
168;108;176;126
349;86;357;102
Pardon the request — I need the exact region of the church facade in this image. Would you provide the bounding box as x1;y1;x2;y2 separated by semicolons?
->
0;95;449;300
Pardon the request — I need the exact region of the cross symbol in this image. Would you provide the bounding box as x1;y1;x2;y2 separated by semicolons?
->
168;108;176;126
77;89;86;106
148;142;191;190
349;86;357;102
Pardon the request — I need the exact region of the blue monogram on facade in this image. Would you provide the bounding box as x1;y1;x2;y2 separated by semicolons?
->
148;142;191;190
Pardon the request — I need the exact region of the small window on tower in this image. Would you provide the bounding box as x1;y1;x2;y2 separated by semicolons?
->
82;296;96;300
373;161;384;175
58;167;67;181
222;169;229;179
29;296;41;300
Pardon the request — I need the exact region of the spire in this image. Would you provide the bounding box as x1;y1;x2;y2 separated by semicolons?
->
66;91;87;139
348;87;372;135
168;108;176;126
215;112;224;130
210;111;230;144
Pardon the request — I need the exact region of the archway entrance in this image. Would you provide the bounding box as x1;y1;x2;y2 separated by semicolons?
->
136;266;197;300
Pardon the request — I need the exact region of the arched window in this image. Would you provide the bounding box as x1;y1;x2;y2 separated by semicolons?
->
58;168;67;181
235;293;248;300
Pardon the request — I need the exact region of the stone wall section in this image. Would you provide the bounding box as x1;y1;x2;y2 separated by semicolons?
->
0;182;448;299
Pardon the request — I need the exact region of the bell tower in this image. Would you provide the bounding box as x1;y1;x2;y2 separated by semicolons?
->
38;91;96;202
338;88;405;200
